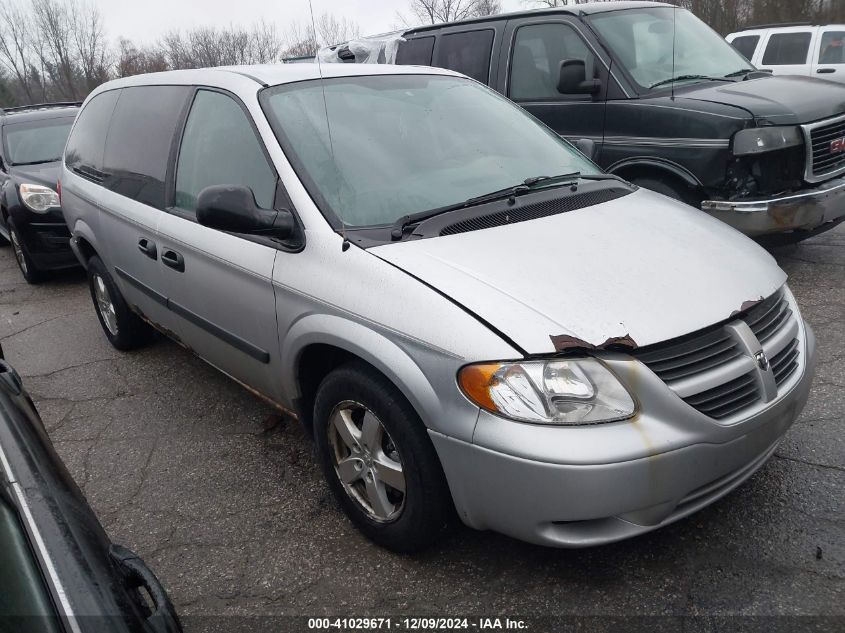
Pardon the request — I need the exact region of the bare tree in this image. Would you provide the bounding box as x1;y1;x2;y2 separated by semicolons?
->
71;1;108;92
0;1;36;102
404;0;502;26
116;38;167;78
31;0;78;99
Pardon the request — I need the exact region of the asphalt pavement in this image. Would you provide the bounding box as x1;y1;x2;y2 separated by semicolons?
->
0;225;842;628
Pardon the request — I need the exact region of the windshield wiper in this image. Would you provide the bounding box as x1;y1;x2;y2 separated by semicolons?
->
724;68;754;78
11;158;60;166
390;172;616;241
649;75;728;89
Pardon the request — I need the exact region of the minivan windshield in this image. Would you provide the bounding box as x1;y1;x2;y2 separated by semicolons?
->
3;117;75;166
588;7;754;90
260;74;598;228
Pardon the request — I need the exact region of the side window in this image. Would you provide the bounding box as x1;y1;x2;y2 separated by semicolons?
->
510;23;595;101
731;35;760;62
103;85;190;209
762;32;812;65
436;30;494;83
396;36;435;66
819;31;845;64
175;90;276;213
64;90;120;182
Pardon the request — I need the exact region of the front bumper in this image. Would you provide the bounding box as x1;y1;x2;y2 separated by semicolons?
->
431;326;816;548
701;175;845;237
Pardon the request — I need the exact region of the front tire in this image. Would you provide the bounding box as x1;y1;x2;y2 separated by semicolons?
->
9;219;43;284
87;255;154;351
314;361;452;552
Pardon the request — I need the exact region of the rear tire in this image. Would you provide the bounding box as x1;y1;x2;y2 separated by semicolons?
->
313;361;452;552
8;219;43;284
87;255;154;351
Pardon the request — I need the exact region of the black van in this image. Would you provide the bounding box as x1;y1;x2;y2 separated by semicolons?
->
333;1;845;241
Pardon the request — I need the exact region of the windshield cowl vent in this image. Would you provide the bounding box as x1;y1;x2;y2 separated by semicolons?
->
438;187;630;236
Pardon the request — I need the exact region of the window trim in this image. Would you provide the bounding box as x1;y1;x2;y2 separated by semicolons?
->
166;85;304;252
434;27;496;85
396;35;436;66
99;84;192;211
761;31;814;66
730;34;761;62
507;20;602;104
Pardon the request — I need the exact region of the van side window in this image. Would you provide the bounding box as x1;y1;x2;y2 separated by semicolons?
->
436;30;494;83
731;35;760;62
396;36;435;66
64;90;119;183
175;90;276;214
103;86;190;209
762;32;812;65
510;23;595;101
819;31;845;64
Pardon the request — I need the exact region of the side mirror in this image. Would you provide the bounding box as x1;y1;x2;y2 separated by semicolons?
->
573;138;598;161
558;59;602;95
196;185;293;239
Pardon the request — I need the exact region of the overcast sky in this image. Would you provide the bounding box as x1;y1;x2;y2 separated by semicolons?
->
95;0;528;46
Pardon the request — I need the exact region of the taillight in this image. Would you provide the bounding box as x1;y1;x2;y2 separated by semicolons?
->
57;178;61;204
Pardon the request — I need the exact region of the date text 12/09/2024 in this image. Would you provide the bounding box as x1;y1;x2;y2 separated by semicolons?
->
308;618;528;630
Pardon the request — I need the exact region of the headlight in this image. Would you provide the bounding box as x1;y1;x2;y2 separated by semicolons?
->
732;126;802;156
458;358;636;425
19;183;60;213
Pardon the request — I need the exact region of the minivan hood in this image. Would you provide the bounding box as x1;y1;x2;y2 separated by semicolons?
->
371;189;786;355
9;162;61;189
678;75;845;125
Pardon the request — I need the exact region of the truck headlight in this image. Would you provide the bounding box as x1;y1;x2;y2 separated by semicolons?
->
732;126;802;156
19;184;60;213
458;358;636;425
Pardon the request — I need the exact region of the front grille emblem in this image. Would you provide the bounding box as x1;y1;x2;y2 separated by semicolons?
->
831;137;845;154
755;350;770;372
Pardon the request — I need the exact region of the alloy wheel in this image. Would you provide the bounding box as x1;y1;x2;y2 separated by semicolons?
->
93;274;119;335
327;400;406;522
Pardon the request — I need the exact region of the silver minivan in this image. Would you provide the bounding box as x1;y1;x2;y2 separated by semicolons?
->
61;64;816;551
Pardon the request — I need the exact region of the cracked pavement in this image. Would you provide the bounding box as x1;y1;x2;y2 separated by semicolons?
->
0;224;843;625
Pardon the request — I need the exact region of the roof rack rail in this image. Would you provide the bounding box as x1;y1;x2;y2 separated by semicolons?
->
0;101;82;115
741;21;823;30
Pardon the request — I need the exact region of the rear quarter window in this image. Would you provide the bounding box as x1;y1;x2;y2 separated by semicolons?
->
730;35;760;61
102;85;191;209
396;36;435;65
762;32;812;65
435;29;494;83
64;90;120;182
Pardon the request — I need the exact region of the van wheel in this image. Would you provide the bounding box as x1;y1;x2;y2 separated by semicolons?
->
631;176;700;207
313;361;452;552
8;219;43;284
87;256;154;351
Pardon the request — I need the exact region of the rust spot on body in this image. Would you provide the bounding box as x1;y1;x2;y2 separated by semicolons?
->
732;296;764;317
550;333;638;352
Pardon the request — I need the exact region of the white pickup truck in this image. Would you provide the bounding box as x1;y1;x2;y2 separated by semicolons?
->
727;24;845;84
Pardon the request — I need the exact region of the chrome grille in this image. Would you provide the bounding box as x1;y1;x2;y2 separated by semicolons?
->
634;290;802;422
804;115;845;182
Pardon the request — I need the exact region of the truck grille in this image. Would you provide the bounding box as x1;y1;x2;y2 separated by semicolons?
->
633;290;802;421
805;115;845;181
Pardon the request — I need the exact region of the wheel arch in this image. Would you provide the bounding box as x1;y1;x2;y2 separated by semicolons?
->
282;314;443;437
607;157;702;190
68;220;101;268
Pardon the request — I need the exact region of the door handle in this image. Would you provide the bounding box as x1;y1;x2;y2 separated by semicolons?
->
137;237;157;259
817;68;836;74
161;249;184;272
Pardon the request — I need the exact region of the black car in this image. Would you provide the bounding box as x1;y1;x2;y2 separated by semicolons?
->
0;103;80;283
334;1;845;242
0;344;181;633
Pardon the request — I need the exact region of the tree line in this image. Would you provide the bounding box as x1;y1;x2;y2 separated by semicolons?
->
2;0;844;108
